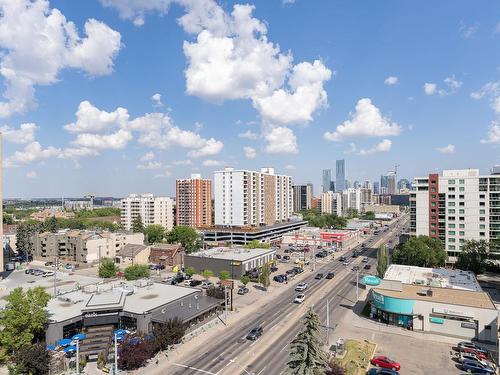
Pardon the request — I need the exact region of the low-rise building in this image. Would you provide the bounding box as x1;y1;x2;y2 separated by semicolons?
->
201;219;307;246
365;264;497;343
30;209;75;222
149;244;185;267
32;230;144;263
281;227;361;249
184;247;276;279
115;244;151;267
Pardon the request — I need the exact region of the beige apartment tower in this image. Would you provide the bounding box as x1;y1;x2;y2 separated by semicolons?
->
176;174;212;228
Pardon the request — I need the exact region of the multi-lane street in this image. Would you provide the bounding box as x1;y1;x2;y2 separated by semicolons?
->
170;215;409;375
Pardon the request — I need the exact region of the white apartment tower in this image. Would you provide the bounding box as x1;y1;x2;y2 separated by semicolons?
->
320;191;342;216
410;169;500;262
342;188;362;212
121;194;174;231
214;167;293;227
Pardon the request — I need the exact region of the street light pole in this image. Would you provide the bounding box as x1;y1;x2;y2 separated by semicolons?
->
326;298;330;346
356;268;359;301
114;333;119;375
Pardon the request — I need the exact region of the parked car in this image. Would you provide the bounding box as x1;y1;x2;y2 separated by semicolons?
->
326;272;335;279
352;266;359;271
461;359;495;374
237;287;249;295
314;273;324;280
283;255;291;260
42;271;55;277
459;352;489;365
339;256;346;262
189;280;202;287
461;347;490;360
25;268;33;274
271;266;279;272
161;276;174;283
362;257;369;263
201;281;214;289
183;279;192;286
33;269;45;276
293;267;304;274
275;254;282;259
246;327;263;340
315;251;328;258
295;283;308;292
273;275;286;283
342;261;350;266
370;356;401;371
294;294;305;304
366;369;399;375
364;264;372;270
458;341;483;351
44;261;53;267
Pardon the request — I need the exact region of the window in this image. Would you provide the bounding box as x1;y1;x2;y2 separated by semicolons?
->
448;245;456;250
459;209;465;214
480;202;485;206
459;239;465;243
448;180;456;184
448;194;455;199
448;209;455;214
480;224;486;229
448;231;456;235
480;209;486;214
431;194;437;199
459;231;465;236
459;195;465;199
449;238;456;242
459;202;464;206
459;224;465;228
431;230;436;235
459;217;465;221
448;187;455;192
459;179;465;184
448;216;456;221
480;217;486;222
480;232;485;237
459;187;465;192
480;194;485;199
448;223;455;228
431;202;436;207
449;202;455;207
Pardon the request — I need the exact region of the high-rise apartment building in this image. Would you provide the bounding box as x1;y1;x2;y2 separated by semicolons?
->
293;183;313;212
320;191;342;216
121;194;174;231
342;188;362;212
387;171;397;195
360;188;373;211
336;160;346;192
214;167;293;227
373;181;380;195
410;169;500;262
322;169;332;193
176;174;212;228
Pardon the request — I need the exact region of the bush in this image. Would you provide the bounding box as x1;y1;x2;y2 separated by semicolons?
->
153;318;187;352
99;258;118;278
12;343;49;375
124;264;150;280
206;286;226;299
118;339;154;370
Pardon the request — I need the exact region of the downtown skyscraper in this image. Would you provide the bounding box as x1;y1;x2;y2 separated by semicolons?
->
336;159;346;192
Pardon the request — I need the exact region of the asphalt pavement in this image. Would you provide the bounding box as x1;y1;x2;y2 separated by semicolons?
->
170;215;409;375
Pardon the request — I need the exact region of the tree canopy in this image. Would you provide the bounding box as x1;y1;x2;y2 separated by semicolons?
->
11;343;49;375
15;221;39;258
167;226;202;253
287;307;328;375
99;258;118;278
0;287;50;354
391;236;447;267
144;224;166;244
124;264;150;280
300;210;347;229
259;264;271;290
132;214;145;233
377;245;389;278
455;240;499;275
244;240;270;249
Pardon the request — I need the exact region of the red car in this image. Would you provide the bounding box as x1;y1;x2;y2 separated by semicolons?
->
461;347;489;360
370;356;401;371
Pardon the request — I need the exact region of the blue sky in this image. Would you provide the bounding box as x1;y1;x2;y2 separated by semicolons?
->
1;0;499;198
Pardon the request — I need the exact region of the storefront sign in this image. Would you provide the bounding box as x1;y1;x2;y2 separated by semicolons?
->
461;322;477;330
372;291;384;305
432;307;474;319
429;317;444;324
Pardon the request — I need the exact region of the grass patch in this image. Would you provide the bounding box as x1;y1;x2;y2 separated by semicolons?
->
338;339;376;375
361;301;371;317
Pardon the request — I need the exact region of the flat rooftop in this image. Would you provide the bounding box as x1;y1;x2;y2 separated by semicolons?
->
200;220;307;233
46;280;197;323
384;264;481;292
374;284;496;310
186;246;275;261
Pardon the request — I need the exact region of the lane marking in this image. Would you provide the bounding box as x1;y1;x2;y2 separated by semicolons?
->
172;363;217;375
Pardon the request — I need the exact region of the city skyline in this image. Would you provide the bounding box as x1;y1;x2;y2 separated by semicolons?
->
1;1;500;199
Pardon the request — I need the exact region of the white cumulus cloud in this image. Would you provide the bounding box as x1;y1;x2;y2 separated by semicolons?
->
436;144;455;154
384;76;398;86
72;129;133;150
202;159;224;167
323;98;401;141
0;123;38;144
0;0;121;117
481;122;500;144
424;83;437;95
359;139;392;155
151;93;163;106
264;127;298;154
4;141;61;168
238;130;259;140
137;161;163;169
64;101;129;133
243;146;256;159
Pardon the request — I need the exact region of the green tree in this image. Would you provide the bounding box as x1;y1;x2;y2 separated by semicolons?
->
15;221;40;258
287;307;328;375
244;240;270;249
132;214;145;233
240;275;250;287
219;270;231;280
75;208;121;218
44;216;58;233
259;264;271;290
185;266;196;278
3;214;14;225
201;269;213;280
167;226;201;253
153;318;187;352
144;224;166;244
455;240;493;275
361;211;375;220
344;208;359;219
0;287;50;354
377;245;389;278
124;264;150;280
11;343;49;375
391;236;447;267
99;258;118;278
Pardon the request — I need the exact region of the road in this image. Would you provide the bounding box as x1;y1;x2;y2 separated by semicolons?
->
170;215;409;375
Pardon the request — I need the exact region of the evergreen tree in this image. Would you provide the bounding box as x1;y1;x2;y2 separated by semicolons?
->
131;214;145;233
287;308;328;375
376;245;389;278
259;264;271;290
15;221;39;258
99;258;118;278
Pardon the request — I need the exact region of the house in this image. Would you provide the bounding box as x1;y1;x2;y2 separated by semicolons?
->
149;244;185;267
115;244;151;267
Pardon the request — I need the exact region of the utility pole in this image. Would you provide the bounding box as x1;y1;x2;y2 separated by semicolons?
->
356;267;359;301
98;245;102;269
114;333;118;375
76;339;80;375
326;298;330;346
224;286;228;320
53;255;57;297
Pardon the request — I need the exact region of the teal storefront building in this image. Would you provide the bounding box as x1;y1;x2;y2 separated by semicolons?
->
371;290;415;328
